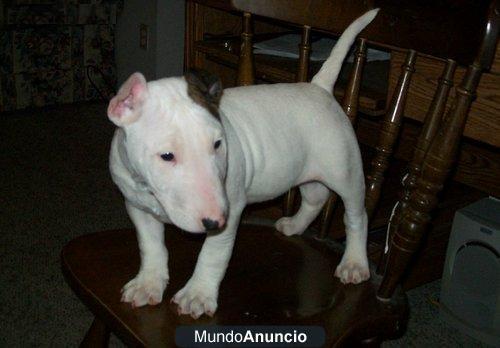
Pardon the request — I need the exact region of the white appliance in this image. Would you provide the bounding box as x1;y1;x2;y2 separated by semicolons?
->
440;197;500;346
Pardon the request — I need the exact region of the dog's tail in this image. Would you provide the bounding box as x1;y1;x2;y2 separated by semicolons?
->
311;9;379;93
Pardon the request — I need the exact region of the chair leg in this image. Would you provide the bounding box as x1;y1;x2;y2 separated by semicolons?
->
377;64;483;300
80;318;110;348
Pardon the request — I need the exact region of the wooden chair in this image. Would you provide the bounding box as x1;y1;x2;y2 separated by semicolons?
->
62;1;499;346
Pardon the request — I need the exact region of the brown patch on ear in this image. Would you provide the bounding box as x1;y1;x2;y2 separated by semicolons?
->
185;69;223;119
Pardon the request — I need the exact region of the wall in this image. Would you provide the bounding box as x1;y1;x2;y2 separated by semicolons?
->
115;0;157;84
155;0;185;79
115;0;185;85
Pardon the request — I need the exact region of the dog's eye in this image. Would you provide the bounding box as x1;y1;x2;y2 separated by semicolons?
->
160;152;175;161
214;140;222;150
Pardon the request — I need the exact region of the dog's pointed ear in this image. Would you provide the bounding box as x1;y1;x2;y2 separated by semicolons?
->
185;70;223;117
107;72;148;127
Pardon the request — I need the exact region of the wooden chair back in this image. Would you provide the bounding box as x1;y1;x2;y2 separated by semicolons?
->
232;0;492;66
232;0;500;299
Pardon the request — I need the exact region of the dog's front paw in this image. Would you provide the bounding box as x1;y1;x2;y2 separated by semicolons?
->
121;270;168;307
275;217;304;236
172;280;218;319
335;255;370;284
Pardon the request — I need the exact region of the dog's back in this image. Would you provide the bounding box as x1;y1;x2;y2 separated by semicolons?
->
220;82;359;204
219;9;379;202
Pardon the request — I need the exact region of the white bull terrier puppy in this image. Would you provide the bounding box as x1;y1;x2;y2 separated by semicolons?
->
107;9;378;318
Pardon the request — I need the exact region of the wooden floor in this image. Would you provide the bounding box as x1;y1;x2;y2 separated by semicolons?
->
244;144;486;290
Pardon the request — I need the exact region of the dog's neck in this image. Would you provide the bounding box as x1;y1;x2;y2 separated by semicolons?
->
117;135;149;191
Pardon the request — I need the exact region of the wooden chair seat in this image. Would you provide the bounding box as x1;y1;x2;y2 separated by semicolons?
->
62;223;407;347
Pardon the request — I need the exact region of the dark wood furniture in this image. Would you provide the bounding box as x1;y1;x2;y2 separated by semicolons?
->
62;0;499;346
63;227;408;347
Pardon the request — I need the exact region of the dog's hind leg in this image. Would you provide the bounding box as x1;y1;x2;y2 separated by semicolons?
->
329;177;370;284
275;182;330;236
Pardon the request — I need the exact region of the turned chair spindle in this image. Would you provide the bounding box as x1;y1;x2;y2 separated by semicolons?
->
343;38;368;124
364;50;417;220
378;63;484;299
376;59;457;275
296;25;312;82
378;0;498;298
237;12;255;86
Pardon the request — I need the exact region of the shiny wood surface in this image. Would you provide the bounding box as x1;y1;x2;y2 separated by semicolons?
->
193;39;388;114
378;0;499;299
356;105;500;198
388;51;500;148
365;50;416;220
185;1;206;71
195;0;491;66
342;39;367;124
236;12;255;85
377;59;457;275
296;25;311;82
378;64;485;299
62;227;408;347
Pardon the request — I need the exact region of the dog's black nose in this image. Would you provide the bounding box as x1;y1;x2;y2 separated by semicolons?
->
202;218;219;231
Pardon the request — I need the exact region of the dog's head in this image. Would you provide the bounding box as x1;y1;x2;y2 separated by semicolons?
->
107;70;228;233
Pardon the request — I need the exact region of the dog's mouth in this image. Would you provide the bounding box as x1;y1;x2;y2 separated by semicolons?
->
153;186;228;234
157;202;208;234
